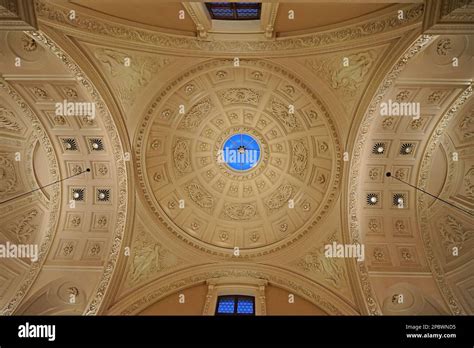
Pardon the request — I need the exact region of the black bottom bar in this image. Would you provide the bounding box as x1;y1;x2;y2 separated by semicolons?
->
0;315;473;346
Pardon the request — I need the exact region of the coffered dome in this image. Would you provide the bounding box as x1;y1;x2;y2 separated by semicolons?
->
135;59;342;255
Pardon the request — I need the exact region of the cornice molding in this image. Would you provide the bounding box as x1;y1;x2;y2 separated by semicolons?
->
34;0;424;56
107;263;359;315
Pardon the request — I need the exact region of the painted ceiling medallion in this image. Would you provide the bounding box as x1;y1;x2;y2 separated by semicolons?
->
136;60;342;255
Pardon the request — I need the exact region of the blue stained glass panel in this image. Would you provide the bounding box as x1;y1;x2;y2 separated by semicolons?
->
212;8;233;17
222;133;261;171
217;297;235;314
237;298;254;314
237;9;259;17
206;2;261;20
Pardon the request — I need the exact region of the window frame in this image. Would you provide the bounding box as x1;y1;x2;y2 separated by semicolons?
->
205;2;262;21
215;295;256;316
202;277;267;316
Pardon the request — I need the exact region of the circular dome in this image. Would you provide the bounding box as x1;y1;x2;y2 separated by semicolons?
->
136;60;342;256
221;133;261;171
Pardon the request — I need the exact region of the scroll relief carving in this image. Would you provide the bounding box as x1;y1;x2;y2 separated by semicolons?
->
459;109;474;139
0;154;18;196
0;106;21;133
291;140;308;178
464;167;474;198
173;138;192;175
178;97;214;130
439;215;473;252
436;38;453;56
223;202;257;221
264;184;294;212
270;99;303;131
185;181;214;211
218;88;262;106
7;209;39;243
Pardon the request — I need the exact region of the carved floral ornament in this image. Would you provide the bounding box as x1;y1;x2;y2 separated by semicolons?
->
135;59;342;257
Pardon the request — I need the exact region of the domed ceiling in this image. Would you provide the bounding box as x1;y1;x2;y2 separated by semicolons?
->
136;60;341;255
0;0;473;317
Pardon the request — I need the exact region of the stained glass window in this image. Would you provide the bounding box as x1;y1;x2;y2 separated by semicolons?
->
236;297;254;314
221;133;261;171
216;297;235;314
205;3;261;20
215;295;255;315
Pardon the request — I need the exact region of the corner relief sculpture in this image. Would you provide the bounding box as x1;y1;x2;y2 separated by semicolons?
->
305;48;384;112
126;226;181;287
93;47;171;109
295;232;349;292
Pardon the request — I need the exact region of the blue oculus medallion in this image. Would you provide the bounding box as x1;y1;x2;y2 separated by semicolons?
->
219;134;261;171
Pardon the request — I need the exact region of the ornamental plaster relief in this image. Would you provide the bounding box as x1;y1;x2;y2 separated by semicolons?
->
135;59;342;256
91;46;172;110
34;1;424;56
